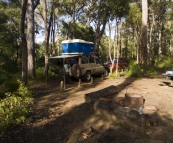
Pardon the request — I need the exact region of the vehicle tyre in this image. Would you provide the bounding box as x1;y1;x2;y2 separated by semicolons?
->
85;71;91;81
104;68;109;77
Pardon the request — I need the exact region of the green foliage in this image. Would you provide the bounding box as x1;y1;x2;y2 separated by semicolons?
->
145;68;158;77
0;72;21;99
108;72;116;79
100;37;109;61
126;61;158;78
0;80;33;133
126;61;142;78
61;22;95;42
157;56;173;71
126;4;141;27
35;67;62;82
0;1;21;73
35;67;47;82
0;70;8;85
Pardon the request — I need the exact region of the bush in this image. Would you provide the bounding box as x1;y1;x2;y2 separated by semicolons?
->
0;73;22;99
108;72;116;79
126;61;142;78
0;80;33;134
0;70;8;85
126;61;158;78
157;57;173;71
35;67;63;82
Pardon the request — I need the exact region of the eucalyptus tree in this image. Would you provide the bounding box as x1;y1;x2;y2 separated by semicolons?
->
61;22;95;41
27;0;40;79
149;0;172;60
19;0;39;84
126;4;141;63
0;0;21;72
35;0;55;75
140;0;148;65
104;0;130;75
166;3;173;55
56;0;87;39
86;0;110;53
19;0;28;84
127;0;148;65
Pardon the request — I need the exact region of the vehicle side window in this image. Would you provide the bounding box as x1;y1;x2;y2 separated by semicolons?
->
69;57;76;66
96;59;101;64
82;57;88;64
88;57;95;63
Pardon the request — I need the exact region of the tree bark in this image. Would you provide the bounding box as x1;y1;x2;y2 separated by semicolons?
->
43;0;49;76
158;24;163;59
20;0;28;84
148;10;155;63
140;0;148;65
108;21;113;74
43;0;54;76
94;19;107;53
27;0;35;79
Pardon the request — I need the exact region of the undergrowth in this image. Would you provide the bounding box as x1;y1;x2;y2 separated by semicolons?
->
34;67;63;83
108;59;169;79
0;80;33;134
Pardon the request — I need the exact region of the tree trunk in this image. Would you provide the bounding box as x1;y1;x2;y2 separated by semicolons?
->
94;20;107;53
27;0;35;79
149;10;155;63
119;18;122;57
158;24;163;59
108;21;113;74
43;0;49;76
20;0;28;85
43;0;54;76
115;18;119;77
52;11;56;56
72;0;76;39
140;0;148;65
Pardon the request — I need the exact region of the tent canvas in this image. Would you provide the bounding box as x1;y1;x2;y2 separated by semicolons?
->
61;39;94;55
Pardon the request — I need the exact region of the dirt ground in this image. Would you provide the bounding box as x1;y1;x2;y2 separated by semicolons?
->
1;75;173;143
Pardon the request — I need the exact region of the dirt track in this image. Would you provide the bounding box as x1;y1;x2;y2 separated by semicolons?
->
1;76;173;143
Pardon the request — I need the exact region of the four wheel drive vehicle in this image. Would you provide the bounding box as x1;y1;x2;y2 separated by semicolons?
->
49;55;108;81
104;58;128;72
69;55;107;81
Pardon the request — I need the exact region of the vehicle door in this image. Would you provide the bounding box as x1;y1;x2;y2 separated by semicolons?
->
88;56;96;74
79;56;89;76
95;57;105;74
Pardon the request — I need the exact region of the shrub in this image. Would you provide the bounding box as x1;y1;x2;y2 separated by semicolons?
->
35;67;63;82
157;57;173;71
108;72;116;79
126;61;143;78
0;73;21;99
126;61;158;78
0;71;8;85
0;80;33;134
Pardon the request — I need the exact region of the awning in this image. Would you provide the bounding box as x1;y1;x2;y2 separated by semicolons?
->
48;55;80;59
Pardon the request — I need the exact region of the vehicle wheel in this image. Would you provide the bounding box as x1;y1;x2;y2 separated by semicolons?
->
104;69;109;77
85;71;91;81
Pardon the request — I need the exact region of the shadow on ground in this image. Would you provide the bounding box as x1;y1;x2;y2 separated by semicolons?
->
0;76;173;143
